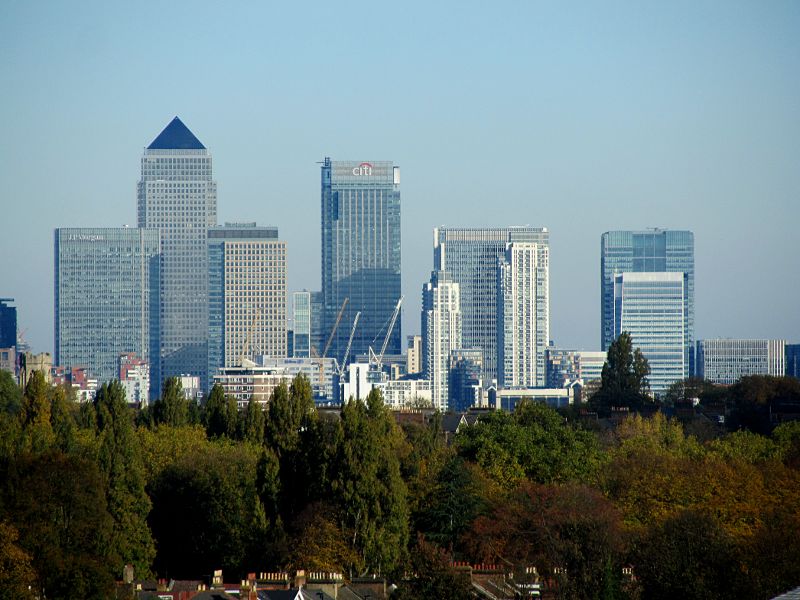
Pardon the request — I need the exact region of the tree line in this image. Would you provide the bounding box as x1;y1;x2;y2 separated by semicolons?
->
0;353;799;599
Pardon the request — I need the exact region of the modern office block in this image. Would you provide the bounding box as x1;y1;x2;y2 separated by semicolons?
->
256;356;338;404
696;339;786;385
54;228;160;386
449;348;483;412
422;271;462;411
321;158;401;366
434;227;549;383
545;349;607;388
119;353;150;406
138;117;217;393
0;298;16;349
601;230;694;360
498;242;548;387
310;291;324;357
407;335;423;375
613;272;688;395
207;223;286;379
786;344;800;379
293;291;311;358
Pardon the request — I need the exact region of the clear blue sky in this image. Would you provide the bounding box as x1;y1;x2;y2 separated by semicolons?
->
1;0;798;354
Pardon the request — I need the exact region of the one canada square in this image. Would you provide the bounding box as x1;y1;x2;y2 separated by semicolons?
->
138;117;217;393
320;158;401;364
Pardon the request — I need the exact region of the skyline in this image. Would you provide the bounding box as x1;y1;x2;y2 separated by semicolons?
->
2;1;799;355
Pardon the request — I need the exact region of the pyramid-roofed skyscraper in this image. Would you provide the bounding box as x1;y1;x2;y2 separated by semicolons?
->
138;117;217;395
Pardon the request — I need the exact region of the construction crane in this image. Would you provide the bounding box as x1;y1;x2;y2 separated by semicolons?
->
239;308;260;367
369;296;403;372
337;311;360;378
321;298;348;358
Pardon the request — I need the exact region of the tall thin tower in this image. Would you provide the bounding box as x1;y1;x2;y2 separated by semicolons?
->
138;117;217;394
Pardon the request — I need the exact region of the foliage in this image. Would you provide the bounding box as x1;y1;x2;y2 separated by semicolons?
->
392;535;473;600
590;332;651;414
151;376;189;427
240;395;265;443
0;521;36;600
455;400;602;486
204;383;239;439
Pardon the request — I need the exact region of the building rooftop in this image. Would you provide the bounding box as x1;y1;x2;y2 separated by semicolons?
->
147;116;206;150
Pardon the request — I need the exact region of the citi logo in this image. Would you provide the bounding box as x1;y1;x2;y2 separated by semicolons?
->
352;162;373;176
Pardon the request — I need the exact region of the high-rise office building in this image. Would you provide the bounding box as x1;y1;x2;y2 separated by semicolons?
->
422;271;462;411
449;348;483;412
545;349;607;388
696;339;786;385
434;227;549;383
138;117;217;393
54;228;160;386
293;291;311;358
0;298;16;349
407;335;423;375
612;272;688;395
321;158;401;366
207;223;286;377
498;242;548;387
601;230;694;357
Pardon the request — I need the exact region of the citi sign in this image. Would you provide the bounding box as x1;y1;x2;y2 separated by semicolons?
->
352;162;373;176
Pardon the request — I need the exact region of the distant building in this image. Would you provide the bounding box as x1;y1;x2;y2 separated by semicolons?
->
138;117;217;394
0;347;15;376
178;375;203;403
292;291;312;358
613;272;689;395
256;356;338;404
321;158;401;365
488;386;575;411
382;378;432;409
213;365;289;408
422;271;462;411
310;291;324;357
54;227;160;387
449;349;483;412
19;352;52;389
601;229;694;365
52;365;98;402
787;344;800;379
207;223;287;379
545;349;606;388
119;353;150;406
407;335;423;375
434;226;549;382
498;242;549;387
0;298;17;349
696;339;786;385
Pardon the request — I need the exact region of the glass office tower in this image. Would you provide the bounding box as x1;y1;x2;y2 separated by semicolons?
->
613;272;688;395
293;291;312;358
55;228;160;386
0;298;16;349
138;117;217;394
601;230;694;354
696;339;786;384
207;223;286;378
434;227;549;383
422;270;462;411
320;158;401;365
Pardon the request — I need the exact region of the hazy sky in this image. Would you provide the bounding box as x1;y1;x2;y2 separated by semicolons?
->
1;1;798;355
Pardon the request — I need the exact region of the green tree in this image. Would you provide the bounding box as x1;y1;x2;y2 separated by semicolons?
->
392;535;473;600
204;383;239;438
332;390;409;576
152;377;189;427
0;521;37;600
590;332;651;415
94;381;156;576
240;395;265;444
18;370;55;452
0;370;22;415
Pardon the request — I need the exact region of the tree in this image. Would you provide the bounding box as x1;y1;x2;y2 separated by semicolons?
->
240;395;265;444
204;383;239;439
0;521;36;600
18;370;55;452
590;332;651;415
151;377;189;427
93;381;156;576
331;390;409;576
0;370;22;416
392;535;473;600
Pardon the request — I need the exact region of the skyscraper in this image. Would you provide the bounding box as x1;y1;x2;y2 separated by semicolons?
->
0;298;16;349
422;270;462;411
138;117;217;393
320;158;401;365
601;230;694;354
207;223;286;377
54;227;160;385
433;227;549;383
498;242;547;387
613;272;689;395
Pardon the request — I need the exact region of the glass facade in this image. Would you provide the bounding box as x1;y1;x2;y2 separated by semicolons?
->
0;298;16;349
138;117;217;394
601;230;694;358
207;223;286;379
321;158;401;365
434;227;549;383
422;270;461;410
697;339;786;384
54;228;160;387
613;272;688;395
786;344;800;379
545;349;607;388
449;348;483;412
293;291;311;358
